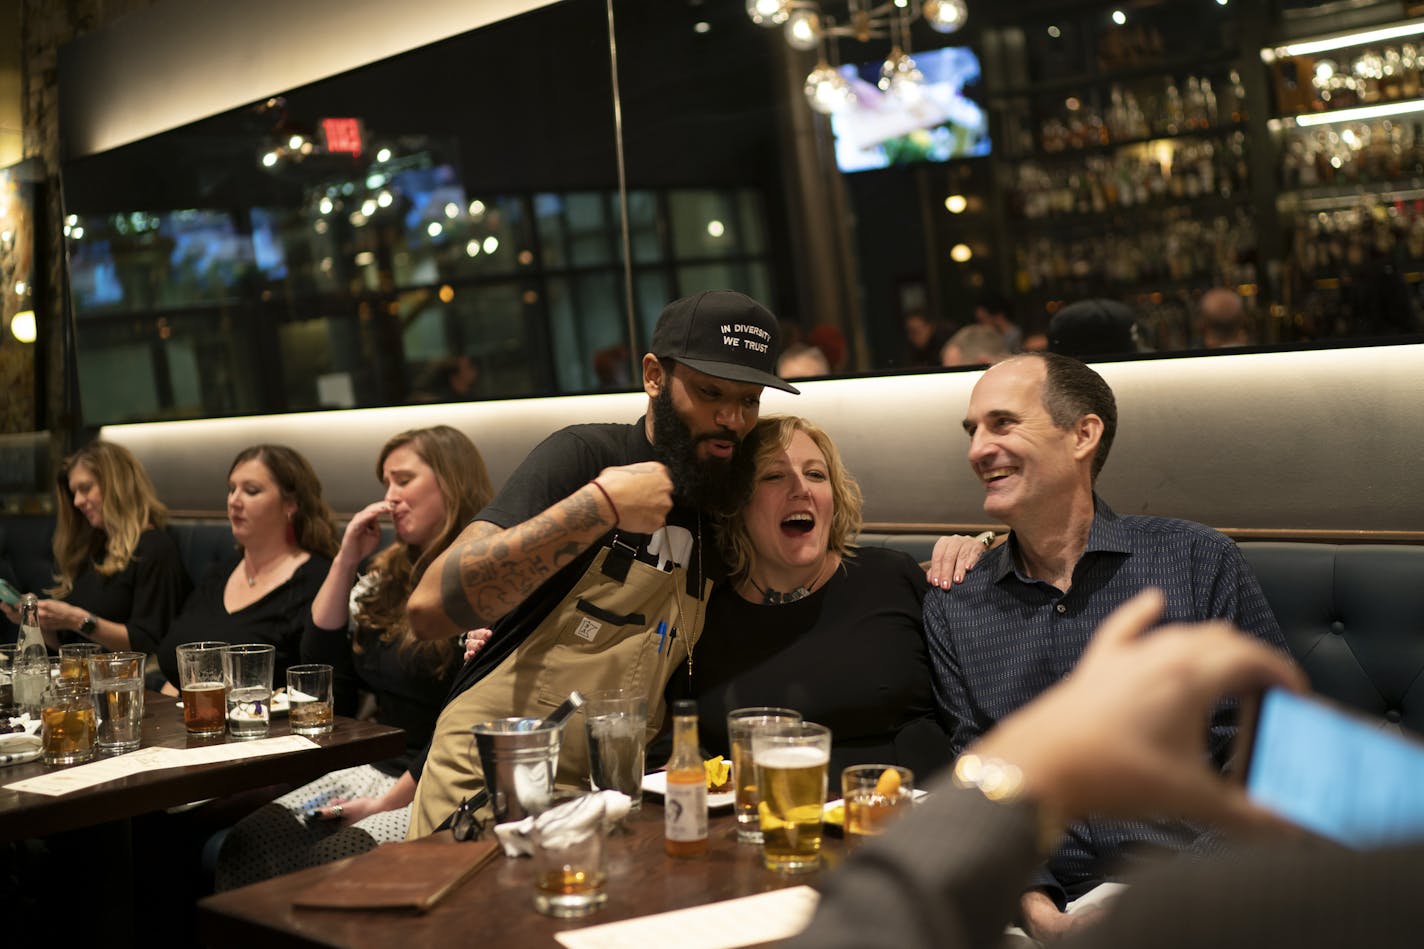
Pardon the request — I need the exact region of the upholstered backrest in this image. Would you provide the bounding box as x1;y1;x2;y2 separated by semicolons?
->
1241;543;1424;736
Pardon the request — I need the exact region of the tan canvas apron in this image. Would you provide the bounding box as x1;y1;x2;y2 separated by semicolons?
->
408;542;709;838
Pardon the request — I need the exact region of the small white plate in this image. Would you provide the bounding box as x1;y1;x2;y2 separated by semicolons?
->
641;770;736;811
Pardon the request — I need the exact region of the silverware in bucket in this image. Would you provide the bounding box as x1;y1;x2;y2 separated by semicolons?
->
470;692;586;823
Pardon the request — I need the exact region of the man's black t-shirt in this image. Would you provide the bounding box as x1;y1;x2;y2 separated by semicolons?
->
442;418;717;704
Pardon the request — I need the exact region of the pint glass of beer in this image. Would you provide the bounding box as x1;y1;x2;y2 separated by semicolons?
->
176;641;228;737
752;721;831;873
726;707;802;842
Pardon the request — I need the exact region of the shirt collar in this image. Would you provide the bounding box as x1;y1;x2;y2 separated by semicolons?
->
993;494;1129;584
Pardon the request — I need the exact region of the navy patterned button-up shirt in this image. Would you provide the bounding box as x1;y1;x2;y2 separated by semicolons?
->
925;497;1288;905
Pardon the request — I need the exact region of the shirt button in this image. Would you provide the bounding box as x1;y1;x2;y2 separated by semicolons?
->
1055;604;1066;614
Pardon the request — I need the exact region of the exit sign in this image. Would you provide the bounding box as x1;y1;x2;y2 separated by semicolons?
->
320;118;364;156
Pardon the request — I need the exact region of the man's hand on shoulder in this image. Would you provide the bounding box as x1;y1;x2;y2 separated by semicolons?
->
591;461;674;533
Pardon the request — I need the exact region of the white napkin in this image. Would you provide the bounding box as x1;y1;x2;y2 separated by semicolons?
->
493;790;630;857
0;715;43;765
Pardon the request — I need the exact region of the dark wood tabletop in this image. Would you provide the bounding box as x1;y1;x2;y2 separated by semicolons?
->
0;692;405;841
199;802;847;949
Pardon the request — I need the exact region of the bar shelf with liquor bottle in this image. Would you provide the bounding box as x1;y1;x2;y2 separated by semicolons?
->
1264;18;1424;338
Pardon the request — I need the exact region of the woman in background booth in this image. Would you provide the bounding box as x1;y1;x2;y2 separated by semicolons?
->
664;415;985;779
0;440;190;652
156;444;339;690
214;425;493;889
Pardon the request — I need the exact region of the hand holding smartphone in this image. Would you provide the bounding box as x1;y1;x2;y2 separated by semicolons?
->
1236;688;1424;848
0;579;21;608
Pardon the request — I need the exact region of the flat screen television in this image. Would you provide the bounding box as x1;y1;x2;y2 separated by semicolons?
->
831;46;990;173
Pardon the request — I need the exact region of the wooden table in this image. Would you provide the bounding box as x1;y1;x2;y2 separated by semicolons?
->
0;692;405;841
199;803;847;948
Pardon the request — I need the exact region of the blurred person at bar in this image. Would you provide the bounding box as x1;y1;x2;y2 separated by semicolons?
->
777;343;832;381
404;290;798;837
924;353;1289;941
1198;288;1252;349
155;445;339;691
215;426;493;889
804;324;848;373
0;440;190;653
903;310;954;368
662;416;987;779
1048;300;1142;359
788;590;1422;949
975;293;1023;353
942;325;1012;368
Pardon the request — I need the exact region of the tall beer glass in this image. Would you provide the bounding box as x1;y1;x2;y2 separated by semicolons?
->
752;721;831;873
176;641;228;737
726;707;802;842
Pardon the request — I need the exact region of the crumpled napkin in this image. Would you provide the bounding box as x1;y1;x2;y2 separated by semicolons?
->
493;790;630;857
0;715;43;765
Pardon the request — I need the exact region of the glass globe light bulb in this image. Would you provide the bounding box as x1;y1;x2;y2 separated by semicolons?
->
804;64;856;115
923;0;967;34
879;48;925;102
747;0;790;27
784;9;822;51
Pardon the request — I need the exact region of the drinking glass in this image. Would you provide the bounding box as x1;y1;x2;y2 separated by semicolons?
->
40;679;96;765
89;651;145;754
752;721;831;873
841;764;914;840
0;644;18;717
286;663;334;736
583;689;647;809
726;707;802;842
58;642;103;691
531;793;607;917
14;655;55;717
176;641;228;737
221;644;275;739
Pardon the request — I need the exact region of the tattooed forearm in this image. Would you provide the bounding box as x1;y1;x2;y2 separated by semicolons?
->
445;484;615;629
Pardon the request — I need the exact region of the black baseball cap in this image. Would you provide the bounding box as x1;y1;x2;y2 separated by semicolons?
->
650;290;799;394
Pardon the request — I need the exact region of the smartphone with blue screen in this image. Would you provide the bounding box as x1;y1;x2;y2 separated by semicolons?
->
0;579;21;608
1237;688;1424;848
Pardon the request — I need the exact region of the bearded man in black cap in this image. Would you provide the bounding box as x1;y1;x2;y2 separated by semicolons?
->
403;290;797;836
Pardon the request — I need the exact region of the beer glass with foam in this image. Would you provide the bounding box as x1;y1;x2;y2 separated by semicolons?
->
751;721;831;873
726;707;802;843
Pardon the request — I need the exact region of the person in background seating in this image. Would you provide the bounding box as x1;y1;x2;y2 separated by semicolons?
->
215;426;493;889
924;353;1289;942
0;440;190;653
155;445;338;691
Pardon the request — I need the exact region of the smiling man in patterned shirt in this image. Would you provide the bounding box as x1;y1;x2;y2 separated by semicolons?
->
924;352;1288;944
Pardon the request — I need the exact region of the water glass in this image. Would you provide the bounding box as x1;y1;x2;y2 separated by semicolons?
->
726;707;802;842
14;655;55;717
531;793;608;918
752;721;831;873
0;644;18;717
176;641;228;736
89;651;146;754
842;764;914;840
583;689;647;810
287;663;334;736
221;644;275;739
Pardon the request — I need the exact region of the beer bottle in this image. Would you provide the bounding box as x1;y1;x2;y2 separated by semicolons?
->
663;699;708;857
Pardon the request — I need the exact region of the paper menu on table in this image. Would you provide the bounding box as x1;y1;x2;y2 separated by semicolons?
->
553;886;819;949
2;734;320;796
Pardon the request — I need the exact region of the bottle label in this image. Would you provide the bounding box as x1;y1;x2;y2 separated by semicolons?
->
664;775;708;842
